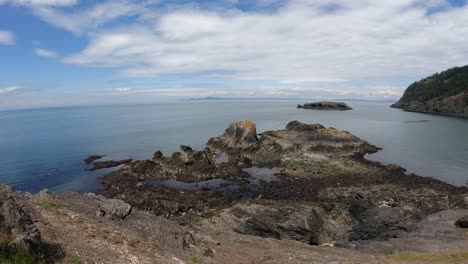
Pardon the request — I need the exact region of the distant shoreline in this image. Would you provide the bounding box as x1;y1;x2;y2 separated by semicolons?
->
186;96;397;103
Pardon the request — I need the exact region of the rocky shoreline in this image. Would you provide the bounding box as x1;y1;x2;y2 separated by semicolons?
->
391;91;468;118
1;120;467;263
98;120;467;258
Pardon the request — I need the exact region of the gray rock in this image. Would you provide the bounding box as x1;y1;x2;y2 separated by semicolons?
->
96;196;132;220
0;184;41;251
234;206;328;245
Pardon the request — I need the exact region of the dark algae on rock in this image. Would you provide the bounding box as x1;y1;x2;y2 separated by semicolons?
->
392;65;468;117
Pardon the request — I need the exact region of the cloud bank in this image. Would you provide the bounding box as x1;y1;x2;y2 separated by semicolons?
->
5;0;468;101
46;0;468;85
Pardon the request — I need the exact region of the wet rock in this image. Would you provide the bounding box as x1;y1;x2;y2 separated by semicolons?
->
297;102;352;110
455;215;468;228
153;151;164;160
385;164;407;173
88;159;133;171
84;155;105;164
0;184;41;251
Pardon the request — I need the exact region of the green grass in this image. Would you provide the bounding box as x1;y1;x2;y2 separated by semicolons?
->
392;251;468;262
188;255;201;264
0;246;46;264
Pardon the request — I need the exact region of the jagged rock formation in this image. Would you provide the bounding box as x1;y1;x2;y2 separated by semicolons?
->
0;185;41;251
297;102;352;110
392;65;468;117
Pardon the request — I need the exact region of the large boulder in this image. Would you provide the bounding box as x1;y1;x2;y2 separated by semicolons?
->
93;195;132;220
209;120;258;150
0;185;41;251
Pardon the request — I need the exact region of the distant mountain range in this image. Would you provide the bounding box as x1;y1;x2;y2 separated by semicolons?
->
392;65;468;118
187;97;397;103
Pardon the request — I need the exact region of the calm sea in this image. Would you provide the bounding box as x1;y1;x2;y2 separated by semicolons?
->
0;101;467;193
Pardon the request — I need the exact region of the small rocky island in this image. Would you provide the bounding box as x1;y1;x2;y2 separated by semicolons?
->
1;120;467;263
297;101;352;110
392;65;468;117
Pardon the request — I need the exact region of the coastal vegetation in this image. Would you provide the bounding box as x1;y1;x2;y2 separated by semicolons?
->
392;65;468;117
399;65;468;103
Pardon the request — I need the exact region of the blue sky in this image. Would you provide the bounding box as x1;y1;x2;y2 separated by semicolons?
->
1;0;468;110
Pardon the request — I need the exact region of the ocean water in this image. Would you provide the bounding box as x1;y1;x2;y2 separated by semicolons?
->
0;101;467;193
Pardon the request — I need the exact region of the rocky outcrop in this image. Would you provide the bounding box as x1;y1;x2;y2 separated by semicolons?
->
98;119;468;254
392;91;468;117
208;120;258;150
0;185;41;251
297;102;352;110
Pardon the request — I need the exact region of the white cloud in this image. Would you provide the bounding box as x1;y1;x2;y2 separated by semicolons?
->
35;48;57;57
0;30;15;45
111;87;131;92
0;86;22;95
55;0;468;86
32;1;147;35
1;0;77;7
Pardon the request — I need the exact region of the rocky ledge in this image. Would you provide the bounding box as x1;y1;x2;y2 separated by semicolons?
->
297;101;352;110
93;120;468;262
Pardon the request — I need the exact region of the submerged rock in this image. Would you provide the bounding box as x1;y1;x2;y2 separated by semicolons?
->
297;102;352;110
88;159;133;171
84;155;105;164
